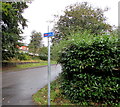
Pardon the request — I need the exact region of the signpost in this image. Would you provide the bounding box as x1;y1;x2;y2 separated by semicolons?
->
44;32;54;37
44;27;54;107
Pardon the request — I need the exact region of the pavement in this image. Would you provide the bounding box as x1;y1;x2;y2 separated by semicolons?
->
2;64;62;106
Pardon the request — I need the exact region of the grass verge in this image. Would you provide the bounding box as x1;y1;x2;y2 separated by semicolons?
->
32;78;74;105
2;60;57;72
16;60;56;69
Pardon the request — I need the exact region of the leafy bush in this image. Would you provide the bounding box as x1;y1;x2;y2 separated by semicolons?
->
58;32;120;105
39;54;48;60
17;53;31;60
51;33;74;61
39;46;48;60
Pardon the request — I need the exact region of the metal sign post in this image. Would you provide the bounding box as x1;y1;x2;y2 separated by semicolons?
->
44;27;54;107
47;26;51;107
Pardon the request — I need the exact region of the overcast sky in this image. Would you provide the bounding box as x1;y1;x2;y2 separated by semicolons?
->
21;0;119;46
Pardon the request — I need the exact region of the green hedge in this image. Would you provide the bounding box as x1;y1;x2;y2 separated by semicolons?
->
58;33;120;105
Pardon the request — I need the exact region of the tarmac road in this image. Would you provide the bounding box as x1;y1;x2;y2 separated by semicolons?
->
2;64;62;105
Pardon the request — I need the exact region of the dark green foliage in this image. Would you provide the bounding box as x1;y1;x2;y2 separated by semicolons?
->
1;2;28;60
58;34;120;105
16;53;31;60
31;56;40;60
39;54;47;61
52;2;112;43
39;46;48;60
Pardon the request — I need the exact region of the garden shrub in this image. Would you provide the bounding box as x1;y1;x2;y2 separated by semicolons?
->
39;54;48;60
58;33;120;105
17;53;31;60
39;46;48;60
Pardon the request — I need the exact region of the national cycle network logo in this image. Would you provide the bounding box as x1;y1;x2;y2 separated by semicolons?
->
1;0;33;2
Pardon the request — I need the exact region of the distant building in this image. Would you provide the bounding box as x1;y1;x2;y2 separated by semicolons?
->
18;46;29;53
17;46;39;56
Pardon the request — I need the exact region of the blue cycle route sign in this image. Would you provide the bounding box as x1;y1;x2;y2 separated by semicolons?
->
44;32;54;37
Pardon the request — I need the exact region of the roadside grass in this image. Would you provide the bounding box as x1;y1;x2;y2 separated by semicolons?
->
2;60;57;72
16;60;57;69
32;78;74;105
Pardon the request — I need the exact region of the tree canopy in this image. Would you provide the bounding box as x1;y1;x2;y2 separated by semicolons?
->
29;31;42;56
52;2;112;43
1;2;28;60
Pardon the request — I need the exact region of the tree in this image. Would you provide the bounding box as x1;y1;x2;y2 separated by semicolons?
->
52;2;112;42
29;31;42;56
1;2;28;60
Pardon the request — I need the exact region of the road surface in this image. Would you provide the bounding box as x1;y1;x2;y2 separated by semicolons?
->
2;64;62;105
